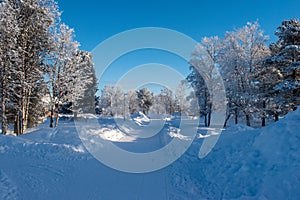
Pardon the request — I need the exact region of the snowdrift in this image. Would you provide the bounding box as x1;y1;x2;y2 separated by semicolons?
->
170;109;300;199
0;109;299;199
131;111;150;126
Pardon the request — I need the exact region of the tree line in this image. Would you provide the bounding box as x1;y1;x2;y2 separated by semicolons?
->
0;0;97;135
96;82;199;117
97;19;300;128
188;20;300;127
1;0;299;134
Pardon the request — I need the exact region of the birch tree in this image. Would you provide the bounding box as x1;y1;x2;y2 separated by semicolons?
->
0;0;19;135
220;22;270;126
188;36;221;126
0;0;56;135
47;23;96;126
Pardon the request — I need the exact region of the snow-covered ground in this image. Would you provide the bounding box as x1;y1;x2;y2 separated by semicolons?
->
0;109;300;199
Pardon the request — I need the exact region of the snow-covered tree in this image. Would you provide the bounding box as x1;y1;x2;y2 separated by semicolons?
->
186;91;199;117
98;85;113;116
0;0;20;135
1;0;97;134
0;0;58;134
137;88;153;114
160;87;175;115
98;85;124;116
174;80;191;114
188;36;222;126
150;94;165;115
21;0;58;133
110;86;124;117
46;23;94;127
46;23;76;127
259;19;300;120
187;69;211;126
188;22;269;127
76;51;98;114
220;22;270;127
127;90;139;114
66;50;95;117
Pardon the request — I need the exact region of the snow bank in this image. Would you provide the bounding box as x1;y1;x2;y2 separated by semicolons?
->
170;109;300;199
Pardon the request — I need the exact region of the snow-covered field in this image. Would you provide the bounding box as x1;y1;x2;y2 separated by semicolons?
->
0;109;300;199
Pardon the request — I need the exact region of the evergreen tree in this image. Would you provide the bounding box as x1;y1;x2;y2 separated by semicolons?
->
77;51;98;114
67;50;95;118
137;88;153;114
261;19;300;118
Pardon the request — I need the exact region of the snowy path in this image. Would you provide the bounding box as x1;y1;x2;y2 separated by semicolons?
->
0;118;173;199
1;110;300;199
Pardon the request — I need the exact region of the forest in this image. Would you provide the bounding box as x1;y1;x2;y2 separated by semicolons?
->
0;0;97;135
0;0;299;136
97;20;300;128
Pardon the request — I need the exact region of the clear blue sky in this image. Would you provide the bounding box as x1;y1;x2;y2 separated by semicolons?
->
57;0;300;51
57;0;300;94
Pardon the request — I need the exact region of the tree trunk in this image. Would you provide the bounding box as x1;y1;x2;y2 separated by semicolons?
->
19;39;26;135
21;97;26;134
14;116;18;135
1;99;7;135
246;113;251;127
208;111;211;127
204;113;208;127
1;65;7;135
261;100;266;127
223;114;231;128
55;112;59;127
262;117;266;127
22;92;31;133
234;108;238;124
274;113;279;122
207;103;212;127
50;104;54;128
14;113;21;136
74;111;78;119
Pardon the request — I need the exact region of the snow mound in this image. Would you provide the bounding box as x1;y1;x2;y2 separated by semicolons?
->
225;123;255;134
131;111;150;126
97;128;130;142
168;127;192;141
170;109;300;199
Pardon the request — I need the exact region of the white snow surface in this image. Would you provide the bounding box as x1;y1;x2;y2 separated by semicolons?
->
131;111;150;126
0;109;299;199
